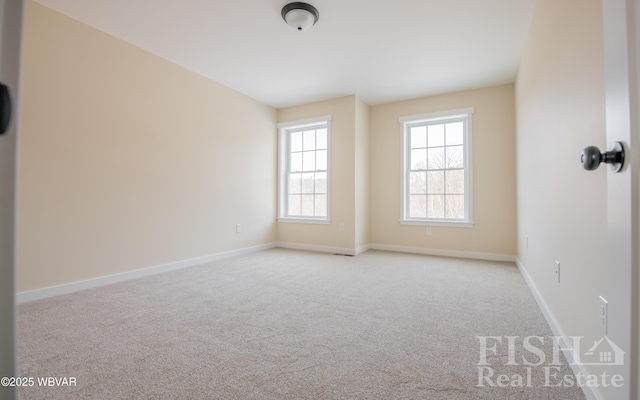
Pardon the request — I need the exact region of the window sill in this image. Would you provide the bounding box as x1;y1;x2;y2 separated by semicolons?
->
400;220;474;228
278;217;330;225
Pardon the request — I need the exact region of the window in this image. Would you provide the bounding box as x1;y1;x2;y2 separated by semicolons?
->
399;108;474;226
278;116;331;223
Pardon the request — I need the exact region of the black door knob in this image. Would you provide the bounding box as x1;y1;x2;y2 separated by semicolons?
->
0;83;10;135
581;142;625;172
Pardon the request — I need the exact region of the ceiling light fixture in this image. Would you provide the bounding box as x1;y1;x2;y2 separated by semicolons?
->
281;2;319;32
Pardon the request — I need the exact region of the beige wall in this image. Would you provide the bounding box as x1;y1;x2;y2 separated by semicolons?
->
276;96;357;252
355;97;370;249
17;1;277;292
369;85;517;256
515;0;607;391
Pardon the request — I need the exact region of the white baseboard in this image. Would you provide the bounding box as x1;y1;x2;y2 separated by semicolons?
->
368;243;516;263
355;244;371;255
276;242;359;256
16;243;276;304
275;242;515;263
16;240;514;302
14;242;387;304
515;258;601;400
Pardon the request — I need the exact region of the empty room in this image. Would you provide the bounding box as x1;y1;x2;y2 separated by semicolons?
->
1;0;638;399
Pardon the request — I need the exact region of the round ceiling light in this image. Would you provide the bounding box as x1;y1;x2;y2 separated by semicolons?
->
281;2;319;32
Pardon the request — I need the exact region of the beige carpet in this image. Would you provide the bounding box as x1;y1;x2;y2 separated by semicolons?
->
17;249;585;399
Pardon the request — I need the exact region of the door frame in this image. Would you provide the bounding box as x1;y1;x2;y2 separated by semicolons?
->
0;1;23;399
602;0;640;398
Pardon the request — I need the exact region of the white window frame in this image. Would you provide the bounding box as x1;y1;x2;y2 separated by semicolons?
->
277;115;331;224
399;107;474;227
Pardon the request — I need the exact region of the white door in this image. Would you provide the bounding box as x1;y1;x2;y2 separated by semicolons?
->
601;0;640;398
0;1;22;399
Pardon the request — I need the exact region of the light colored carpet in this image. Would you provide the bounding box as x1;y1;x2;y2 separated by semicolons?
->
17;249;585;399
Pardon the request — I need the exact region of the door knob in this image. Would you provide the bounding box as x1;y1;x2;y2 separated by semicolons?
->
0;83;10;135
581;141;625;172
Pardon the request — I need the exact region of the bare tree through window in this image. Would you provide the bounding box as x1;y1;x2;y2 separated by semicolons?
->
401;109;473;223
278;117;331;221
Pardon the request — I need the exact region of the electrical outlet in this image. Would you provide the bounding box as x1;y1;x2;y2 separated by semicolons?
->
554;261;560;283
339;223;344;232
599;296;608;334
426;228;432;236
236;224;242;233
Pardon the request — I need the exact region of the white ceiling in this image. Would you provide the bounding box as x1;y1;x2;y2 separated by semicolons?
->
33;0;537;108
